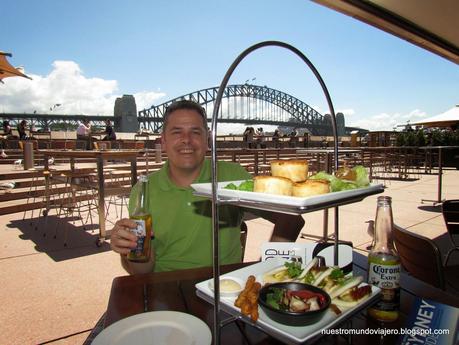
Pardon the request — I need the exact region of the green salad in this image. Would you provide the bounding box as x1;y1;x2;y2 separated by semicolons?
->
222;165;370;194
224;179;254;192
309;165;369;192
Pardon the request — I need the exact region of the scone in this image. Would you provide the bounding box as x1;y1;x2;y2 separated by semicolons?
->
253;175;293;196
270;159;308;182
292;179;330;197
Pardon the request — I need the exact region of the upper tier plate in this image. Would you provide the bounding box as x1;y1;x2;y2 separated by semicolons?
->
191;180;384;213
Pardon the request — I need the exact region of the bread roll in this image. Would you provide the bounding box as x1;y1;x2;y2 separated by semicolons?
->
270;159;308;182
253;176;293;196
292;179;330;197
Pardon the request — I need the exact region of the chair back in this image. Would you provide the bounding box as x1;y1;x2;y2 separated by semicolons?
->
122;141;145;150
19;140;38;150
65;141;76;150
442;200;459;237
5;140;21;149
393;225;445;289
76;140;87;150
94;141;111;150
110;140;122;150
50;140;66;150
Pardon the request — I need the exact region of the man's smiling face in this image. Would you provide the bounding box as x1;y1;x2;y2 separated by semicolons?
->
161;108;208;176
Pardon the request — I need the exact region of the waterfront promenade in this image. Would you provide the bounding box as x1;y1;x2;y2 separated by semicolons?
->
0;165;458;344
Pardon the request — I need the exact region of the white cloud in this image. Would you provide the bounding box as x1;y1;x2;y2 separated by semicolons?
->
308;105;354;117
134;90;167;111
401;108;427;120
0;66;432;134
0;60;165;115
347;109;428;131
338;108;355;116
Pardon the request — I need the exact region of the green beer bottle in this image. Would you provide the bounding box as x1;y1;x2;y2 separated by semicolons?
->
127;175;153;263
367;196;400;322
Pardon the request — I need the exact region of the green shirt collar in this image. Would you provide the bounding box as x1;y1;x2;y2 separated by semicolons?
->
157;159;211;191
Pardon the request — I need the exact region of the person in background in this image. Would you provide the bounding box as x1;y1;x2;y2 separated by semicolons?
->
103;120;116;141
303;132;310;148
242;127;250;148
1;120;13;152
110;100;304;274
2;120;13;138
244;127;255;149
272;129;281;148
289;129;297;148
256;127;266;148
17;120;28;140
76;119;93;149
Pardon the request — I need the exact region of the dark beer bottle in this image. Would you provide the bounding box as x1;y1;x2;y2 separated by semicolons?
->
127;175;153;262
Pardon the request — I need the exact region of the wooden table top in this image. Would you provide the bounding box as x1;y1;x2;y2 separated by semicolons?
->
296;148;362;154
102;255;459;345
39;149;141;158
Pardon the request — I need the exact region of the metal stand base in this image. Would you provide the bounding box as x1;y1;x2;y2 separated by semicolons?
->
421;198;445;206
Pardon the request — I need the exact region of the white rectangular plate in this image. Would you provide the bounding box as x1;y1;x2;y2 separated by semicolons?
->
191;181;383;208
195;258;380;344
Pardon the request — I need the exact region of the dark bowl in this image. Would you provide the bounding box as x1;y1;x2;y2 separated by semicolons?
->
258;282;331;326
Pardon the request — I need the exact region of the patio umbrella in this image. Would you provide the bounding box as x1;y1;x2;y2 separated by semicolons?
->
313;1;459;65
0;51;32;83
411;105;459;128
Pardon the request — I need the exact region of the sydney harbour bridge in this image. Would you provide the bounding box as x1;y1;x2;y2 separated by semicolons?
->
1;84;363;135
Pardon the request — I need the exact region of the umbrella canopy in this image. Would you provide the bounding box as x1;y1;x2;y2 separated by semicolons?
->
412;105;459;128
0;51;32;83
313;0;459;65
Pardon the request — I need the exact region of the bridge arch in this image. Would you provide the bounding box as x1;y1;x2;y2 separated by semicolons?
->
138;84;335;135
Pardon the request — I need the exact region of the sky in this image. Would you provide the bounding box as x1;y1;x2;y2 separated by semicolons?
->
1;0;458;134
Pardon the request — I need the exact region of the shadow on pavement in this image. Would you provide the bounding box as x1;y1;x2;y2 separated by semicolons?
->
417;204;442;213
8;215;111;261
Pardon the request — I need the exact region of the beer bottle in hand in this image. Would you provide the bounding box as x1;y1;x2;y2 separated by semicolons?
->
368;196;400;322
128;175;153;262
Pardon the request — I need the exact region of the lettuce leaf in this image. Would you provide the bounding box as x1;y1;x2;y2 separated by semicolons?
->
309;172;357;192
224;180;254;191
237;180;254;192
353;165;370;187
224;182;238;190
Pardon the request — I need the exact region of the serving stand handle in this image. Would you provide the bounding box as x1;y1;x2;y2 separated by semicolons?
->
210;40;340;344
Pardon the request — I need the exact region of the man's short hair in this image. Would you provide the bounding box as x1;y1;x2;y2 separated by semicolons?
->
163;100;207;131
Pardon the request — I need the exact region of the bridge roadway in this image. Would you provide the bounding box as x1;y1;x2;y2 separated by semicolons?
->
1;114;334;132
1;84;367;134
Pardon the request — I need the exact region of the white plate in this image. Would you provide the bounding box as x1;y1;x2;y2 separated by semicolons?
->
92;311;212;345
191;180;383;208
195;258;380;344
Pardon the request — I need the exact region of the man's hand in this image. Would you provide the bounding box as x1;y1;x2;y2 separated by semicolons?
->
110;218;138;255
111;219;156;275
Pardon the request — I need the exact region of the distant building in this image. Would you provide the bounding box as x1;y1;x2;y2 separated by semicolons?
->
336;112;345;136
114;95;138;132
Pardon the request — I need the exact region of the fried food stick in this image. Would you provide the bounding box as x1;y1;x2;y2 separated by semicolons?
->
234;275;261;321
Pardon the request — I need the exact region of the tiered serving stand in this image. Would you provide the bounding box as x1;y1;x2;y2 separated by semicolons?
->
196;41;384;344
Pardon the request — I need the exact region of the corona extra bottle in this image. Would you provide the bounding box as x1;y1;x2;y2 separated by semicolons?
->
367;196;400;322
127;175;153;263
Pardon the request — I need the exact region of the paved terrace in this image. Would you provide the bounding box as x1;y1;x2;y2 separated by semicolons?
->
0;164;458;344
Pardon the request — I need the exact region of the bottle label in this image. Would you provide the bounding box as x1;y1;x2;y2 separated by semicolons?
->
368;263;400;289
131;220;146;256
368;261;400;316
132;220;146;237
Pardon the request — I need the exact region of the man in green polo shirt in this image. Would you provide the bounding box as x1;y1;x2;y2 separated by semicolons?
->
110;100;304;274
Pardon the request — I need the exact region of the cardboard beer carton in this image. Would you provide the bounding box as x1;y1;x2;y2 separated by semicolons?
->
398;297;459;345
